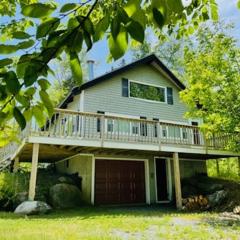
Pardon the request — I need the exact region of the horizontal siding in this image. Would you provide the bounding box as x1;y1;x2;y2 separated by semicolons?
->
65;95;80;111
84;64;188;123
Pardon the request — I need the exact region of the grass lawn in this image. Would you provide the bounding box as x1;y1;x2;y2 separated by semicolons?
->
0;206;239;240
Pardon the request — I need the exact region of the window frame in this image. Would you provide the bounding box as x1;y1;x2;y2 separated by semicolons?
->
128;80;167;104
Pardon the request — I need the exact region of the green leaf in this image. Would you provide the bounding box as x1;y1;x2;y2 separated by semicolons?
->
124;0;141;17
126;20;144;43
94;16;110;42
83;31;92;51
23;109;32;121
37;18;60;39
109;28;128;60
67;30;83;53
4;71;21;95
39;90;53;116
24;63;39;87
32;105;46;127
12;31;31;39
24;87;36;97
16;94;29;107
238;0;240;9
38;79;50;90
0;45;17;54
60;3;77;13
83;18;94;35
111;17;121;39
21;3;56;18
210;0;218;21
0;58;13;68
69;51;82;85
17;40;35;49
16;54;33;79
152;8;165;28
13;107;26;130
118;8;129;24
0;85;7;101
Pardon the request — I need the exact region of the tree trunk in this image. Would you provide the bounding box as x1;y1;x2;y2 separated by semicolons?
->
238;157;240;177
216;159;220;176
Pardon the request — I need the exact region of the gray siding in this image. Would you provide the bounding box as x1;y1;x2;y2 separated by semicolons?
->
83;64;188;123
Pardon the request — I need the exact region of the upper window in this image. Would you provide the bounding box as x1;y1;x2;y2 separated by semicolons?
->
129;81;166;103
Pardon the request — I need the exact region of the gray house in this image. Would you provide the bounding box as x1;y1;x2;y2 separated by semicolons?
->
0;54;238;208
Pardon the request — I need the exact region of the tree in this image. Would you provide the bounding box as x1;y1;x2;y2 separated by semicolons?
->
48;51;88;107
180;23;240;150
0;0;219;145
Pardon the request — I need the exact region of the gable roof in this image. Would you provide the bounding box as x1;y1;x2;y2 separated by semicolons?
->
59;54;185;108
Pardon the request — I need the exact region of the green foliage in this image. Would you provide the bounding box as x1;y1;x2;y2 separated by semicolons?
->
0;172;29;209
180;23;240;146
21;3;56;18
207;158;240;181
0;0;220;146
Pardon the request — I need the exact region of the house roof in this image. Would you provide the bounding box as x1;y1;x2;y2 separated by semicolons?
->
59;54;185;108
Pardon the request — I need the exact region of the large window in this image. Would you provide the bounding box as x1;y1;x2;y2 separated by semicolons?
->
130;81;166;102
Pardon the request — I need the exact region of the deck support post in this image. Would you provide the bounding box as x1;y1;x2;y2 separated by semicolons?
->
28;143;39;201
173;152;182;210
13;157;19;173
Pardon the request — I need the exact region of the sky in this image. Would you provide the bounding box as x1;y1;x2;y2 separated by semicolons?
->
88;0;240;78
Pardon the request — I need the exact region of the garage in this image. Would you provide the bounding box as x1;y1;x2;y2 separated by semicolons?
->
95;160;146;205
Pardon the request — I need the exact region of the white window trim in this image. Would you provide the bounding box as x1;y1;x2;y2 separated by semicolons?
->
128;80;167;104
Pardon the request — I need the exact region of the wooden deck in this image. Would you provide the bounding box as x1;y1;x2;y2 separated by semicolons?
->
0;108;239;163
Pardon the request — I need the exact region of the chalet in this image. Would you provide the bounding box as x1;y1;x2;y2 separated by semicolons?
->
0;54;239;209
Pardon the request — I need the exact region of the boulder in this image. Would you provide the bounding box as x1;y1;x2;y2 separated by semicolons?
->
58;176;75;185
49;183;81;209
14;201;51;215
207;190;227;207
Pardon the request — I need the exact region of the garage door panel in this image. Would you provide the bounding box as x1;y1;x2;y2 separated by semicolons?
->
95;160;146;205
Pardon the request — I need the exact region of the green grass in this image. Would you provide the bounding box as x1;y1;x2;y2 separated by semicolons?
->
0;207;239;240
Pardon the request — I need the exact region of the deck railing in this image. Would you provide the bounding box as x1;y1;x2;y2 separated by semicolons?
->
28;108;236;149
0;108;238;162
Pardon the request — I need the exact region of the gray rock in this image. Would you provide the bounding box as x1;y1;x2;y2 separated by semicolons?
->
49;183;81;209
58;176;75;185
14;201;52;215
207;190;227;207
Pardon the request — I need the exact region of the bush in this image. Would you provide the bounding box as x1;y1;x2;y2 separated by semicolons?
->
0;172;29;210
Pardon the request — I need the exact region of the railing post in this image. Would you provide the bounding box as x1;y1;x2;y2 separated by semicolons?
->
101;115;105;147
158;122;161;150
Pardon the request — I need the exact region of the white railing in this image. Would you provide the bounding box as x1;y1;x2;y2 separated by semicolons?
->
28;109;237;149
0;108;238;163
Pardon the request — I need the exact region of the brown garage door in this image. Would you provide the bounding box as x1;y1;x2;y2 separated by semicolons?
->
95;160;146;205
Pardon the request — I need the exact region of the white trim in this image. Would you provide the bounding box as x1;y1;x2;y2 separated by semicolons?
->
154;157;172;203
128;79;167;104
91;156;95;205
94;157;150;205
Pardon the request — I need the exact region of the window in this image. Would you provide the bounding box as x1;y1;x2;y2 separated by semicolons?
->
107;119;114;132
131;122;139;135
130;81;166;102
182;128;188;139
153;118;159;138
97;111;105;132
140;116;147;136
161;126;167;138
